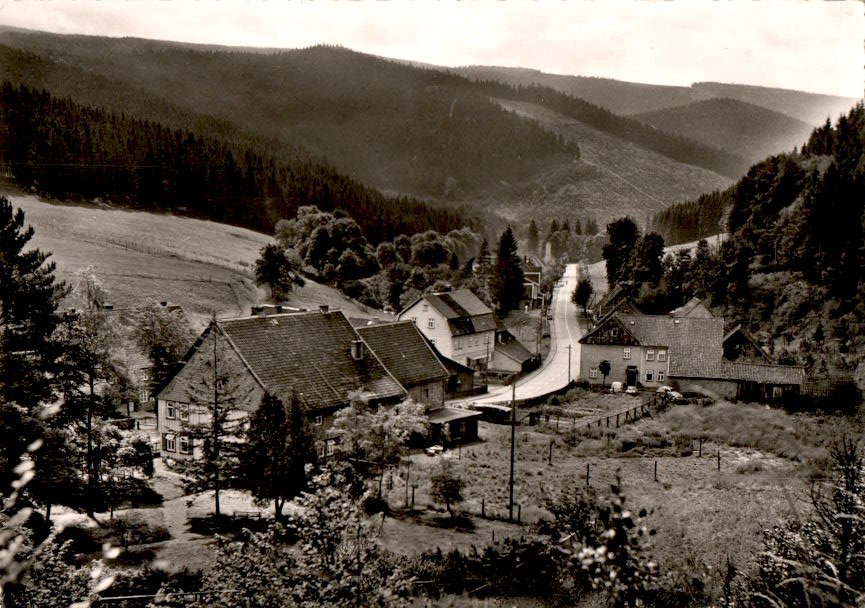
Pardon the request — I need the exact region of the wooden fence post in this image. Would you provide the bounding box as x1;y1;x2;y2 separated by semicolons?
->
654;460;658;482
482;497;485;518
586;463;590;486
548;441;553;465
717;449;721;471
518;504;522;524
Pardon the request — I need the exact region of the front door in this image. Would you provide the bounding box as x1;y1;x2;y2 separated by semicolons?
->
626;366;638;387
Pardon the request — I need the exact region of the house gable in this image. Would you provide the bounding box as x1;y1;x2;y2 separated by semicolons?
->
580;316;640;346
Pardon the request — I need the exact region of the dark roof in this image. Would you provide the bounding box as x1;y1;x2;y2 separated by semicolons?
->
158;311;405;411
423;290;496;336
681;361;805;385
670;298;714;318
357;321;449;388
617;314;725;378
597;298;643;326
596;284;626;313
427;407;482;424
495;338;534;364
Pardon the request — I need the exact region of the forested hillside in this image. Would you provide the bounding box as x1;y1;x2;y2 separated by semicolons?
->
0;32;579;204
0;83;475;242
650;103;865;380
633;98;815;163
475;80;749;178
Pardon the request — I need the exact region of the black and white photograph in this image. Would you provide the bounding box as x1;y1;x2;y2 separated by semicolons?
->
0;0;863;605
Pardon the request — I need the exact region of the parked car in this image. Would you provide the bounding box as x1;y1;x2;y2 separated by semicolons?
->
610;381;623;393
625;385;638;395
656;385;674;395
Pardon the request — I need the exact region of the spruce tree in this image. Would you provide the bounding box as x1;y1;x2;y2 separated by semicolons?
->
491;226;525;314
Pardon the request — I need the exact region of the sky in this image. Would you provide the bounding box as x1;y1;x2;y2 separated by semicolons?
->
1;0;863;98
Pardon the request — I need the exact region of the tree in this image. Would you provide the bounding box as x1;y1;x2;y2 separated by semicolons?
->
133;301;195;400
54;270;123;516
598;360;611;387
179;319;255;516
602;217;640;287
0;197;67;411
98;426;155;519
527;220;540;255
630;232;665;285
490;226;525;314
242;391;317;521
572;278;594;316
429;460;464;516
332;396;427;497
254;243;305;302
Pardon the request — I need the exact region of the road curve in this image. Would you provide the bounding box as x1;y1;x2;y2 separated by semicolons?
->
451;262;584;406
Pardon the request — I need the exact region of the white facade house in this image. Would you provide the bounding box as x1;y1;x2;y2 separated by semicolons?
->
398;290;496;369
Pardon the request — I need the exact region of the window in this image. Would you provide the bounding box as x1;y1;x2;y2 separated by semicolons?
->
180;406;189;421
427;318;435;329
326;440;335;456
422;303;429;312
314;414;323;426
455;338;461;351
646;350;655;361
590;368;599;378
179;435;190;454
166;404;176;420
658;350;666;362
164;433;176;452
657;370;665;382
646;370;654;382
623;348;631;360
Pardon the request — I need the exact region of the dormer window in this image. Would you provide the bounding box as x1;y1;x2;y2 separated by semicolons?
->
658;350;666;362
646;350;655;361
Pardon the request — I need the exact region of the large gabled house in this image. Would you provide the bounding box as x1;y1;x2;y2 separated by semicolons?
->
579;312;804;403
156;308;406;459
398;289;496;370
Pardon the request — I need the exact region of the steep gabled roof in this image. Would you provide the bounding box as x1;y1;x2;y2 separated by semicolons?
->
617;314;725;378
420;290;496;336
670;298;714;318
723;325;772;363
158;311;405;411
357;321;449;388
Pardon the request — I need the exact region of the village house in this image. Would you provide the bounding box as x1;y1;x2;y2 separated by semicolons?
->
356;320;449;408
520;257;544;310
579;312;805;403
398;289;496;370
156;307;406;460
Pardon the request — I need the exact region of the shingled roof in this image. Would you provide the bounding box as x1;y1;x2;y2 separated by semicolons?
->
357;321;449;388
158;310;405;411
595;314;726;378
670;298;714;318
419;290;496;336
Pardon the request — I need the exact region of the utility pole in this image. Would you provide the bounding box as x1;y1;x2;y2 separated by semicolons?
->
508;382;516;523
212;311;221;517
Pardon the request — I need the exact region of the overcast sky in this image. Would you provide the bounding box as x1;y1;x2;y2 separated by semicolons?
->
1;0;862;98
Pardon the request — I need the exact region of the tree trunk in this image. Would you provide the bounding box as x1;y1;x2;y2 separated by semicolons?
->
45;502;52;521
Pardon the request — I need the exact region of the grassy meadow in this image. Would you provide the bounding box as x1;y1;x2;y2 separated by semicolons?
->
1;186;385;327
382;399;842;594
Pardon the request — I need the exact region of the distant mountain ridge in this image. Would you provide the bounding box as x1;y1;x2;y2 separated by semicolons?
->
633;98;816;163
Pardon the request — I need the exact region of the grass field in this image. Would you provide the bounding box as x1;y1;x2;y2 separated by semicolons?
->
1;186;384;328
381;399;838;598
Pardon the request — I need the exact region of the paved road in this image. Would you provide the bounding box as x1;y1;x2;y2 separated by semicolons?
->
450;263;584;406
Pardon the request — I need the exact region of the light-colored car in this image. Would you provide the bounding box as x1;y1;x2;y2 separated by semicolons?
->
656;385;674;394
610;381;624;393
625;386;638;395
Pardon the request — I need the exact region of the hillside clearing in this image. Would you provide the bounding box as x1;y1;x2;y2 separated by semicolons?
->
2;187;386;327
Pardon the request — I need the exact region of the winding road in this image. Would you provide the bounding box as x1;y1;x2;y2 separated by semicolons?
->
450;262;584;406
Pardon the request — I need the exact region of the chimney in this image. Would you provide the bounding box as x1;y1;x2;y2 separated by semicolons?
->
319;304;329;314
350;339;364;360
